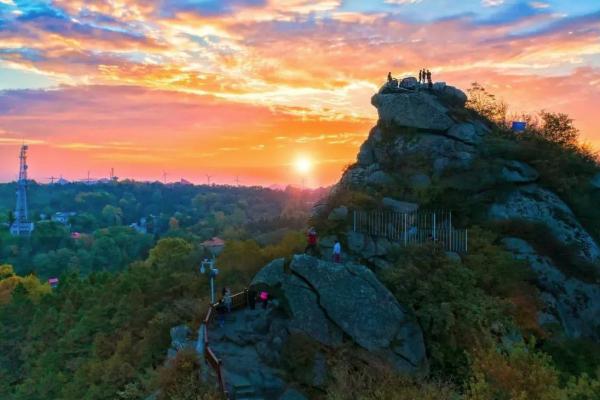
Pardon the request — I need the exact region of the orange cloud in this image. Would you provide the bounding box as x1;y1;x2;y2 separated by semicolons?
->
0;85;372;186
1;1;598;186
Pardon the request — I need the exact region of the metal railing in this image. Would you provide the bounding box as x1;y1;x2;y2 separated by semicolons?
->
202;289;249;399
352;210;468;253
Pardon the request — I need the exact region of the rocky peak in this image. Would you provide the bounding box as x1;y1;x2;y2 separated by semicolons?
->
342;78;490;190
372;79;468;131
321;79;600;341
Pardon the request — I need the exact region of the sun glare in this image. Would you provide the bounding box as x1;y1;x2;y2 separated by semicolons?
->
294;157;312;174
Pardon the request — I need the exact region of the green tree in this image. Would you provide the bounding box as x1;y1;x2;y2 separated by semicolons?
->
466;82;508;124
537;110;580;147
31;221;69;252
380;244;510;380
102;205;123;226
92;237;122;271
147;238;193;270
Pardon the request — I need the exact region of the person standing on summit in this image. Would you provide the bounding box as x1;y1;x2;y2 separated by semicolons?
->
418;69;423;84
387;72;393;83
427;70;432;89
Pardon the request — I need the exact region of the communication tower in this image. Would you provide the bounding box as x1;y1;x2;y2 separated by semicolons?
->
10;145;34;236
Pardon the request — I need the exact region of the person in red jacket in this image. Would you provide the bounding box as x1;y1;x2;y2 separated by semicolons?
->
304;227;320;256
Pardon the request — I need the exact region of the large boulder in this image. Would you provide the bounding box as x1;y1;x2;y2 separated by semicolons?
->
502;238;600;340
291;256;426;372
445;123;481;145
435;84;468;107
328;206;348;221
371;91;454;131
251;255;428;374
382;197;419;213
167;325;194;359
252;259;345;347
409;173;431;189
500;160;539;183
489;185;600;263
345;231;387;259
357;141;375;165
433;151;474;176
340;165;366;187
366;169;394;187
392;132;476;162
399;77;418;90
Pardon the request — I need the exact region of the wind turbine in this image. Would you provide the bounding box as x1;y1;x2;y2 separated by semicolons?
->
79;171;95;184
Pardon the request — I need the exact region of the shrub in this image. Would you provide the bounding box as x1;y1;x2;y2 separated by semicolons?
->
216;231;306;289
466;82;508;124
155;349;219;400
542;338;600;382
281;333;319;386
380;244;510;382
326;359;457;400
492;219;600;283
466;343;563;400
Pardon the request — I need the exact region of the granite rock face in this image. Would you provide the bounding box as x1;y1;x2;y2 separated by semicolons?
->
502;238;600;340
382;197;419;213
371;91;454;131
251;255;428;374
166;325;194;359
446;123;481;145
500;160;539;183
489;185;600;263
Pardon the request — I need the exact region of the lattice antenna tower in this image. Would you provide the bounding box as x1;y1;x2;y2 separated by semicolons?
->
11;144;34;236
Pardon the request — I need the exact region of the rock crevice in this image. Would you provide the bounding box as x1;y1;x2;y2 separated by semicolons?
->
251;255;428;374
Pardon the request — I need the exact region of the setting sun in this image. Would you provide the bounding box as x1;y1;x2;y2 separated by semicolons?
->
294;157;312;174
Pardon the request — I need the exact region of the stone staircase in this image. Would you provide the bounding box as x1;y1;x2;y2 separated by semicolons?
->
232;382;264;400
208;309;287;399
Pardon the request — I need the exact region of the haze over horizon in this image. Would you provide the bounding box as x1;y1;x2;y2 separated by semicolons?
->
1;0;599;187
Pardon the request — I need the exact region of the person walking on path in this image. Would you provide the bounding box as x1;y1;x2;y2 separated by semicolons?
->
248;288;257;310
223;287;232;313
216;302;226;327
259;291;269;309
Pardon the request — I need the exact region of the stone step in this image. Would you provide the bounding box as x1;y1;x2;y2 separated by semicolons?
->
234;386;256;396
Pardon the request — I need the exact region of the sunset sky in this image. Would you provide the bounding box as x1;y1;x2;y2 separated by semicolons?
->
0;0;599;187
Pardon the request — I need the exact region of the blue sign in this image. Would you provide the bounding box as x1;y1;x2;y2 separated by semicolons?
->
512;121;527;132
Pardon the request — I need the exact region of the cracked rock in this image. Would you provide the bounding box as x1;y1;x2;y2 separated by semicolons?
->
251;255;428;374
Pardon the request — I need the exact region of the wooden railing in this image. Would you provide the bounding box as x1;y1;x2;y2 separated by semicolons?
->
202;289;249;399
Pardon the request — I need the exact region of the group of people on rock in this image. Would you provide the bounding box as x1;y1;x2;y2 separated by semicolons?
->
387;70;434;89
419;68;433;88
304;227;342;263
216;286;270;327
